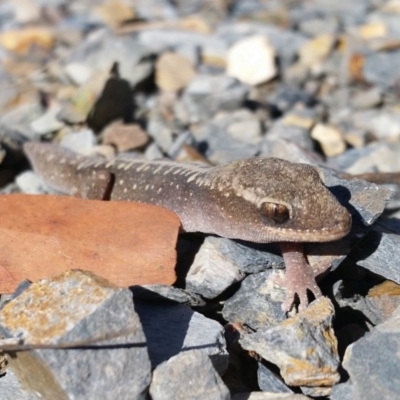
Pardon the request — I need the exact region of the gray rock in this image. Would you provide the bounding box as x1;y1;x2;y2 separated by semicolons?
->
349;229;400;286
363;50;400;90
60;129;97;155
57;103;87;125
337;141;400;174
175;44;201;67
191;110;262;163
133;300;228;374
260;138;323;166
146;117;174;153
0;367;41;400
0;103;44;141
267;86;317;114
232;393;310;400
216;22;307;66
181;75;248;123
67;30;153;87
138;29;226;55
0;69;18;110
64;62;92;86
332;280;395;329
257;363;294;394
240;298;340;391
15;171;51;194
30;105;65;135
222;270;286;330
290;0;368;28
199;237;283;276
134;0;177;20
225;109;263;144
351;110;400;142
185;236;282;299
144;142;164;160
350;87;382;110
0;270;151;400
330;381;354;400
262;119;314;153
131;285;206;307
198;127;260;164
186;237;246;299
343;305;400;399
298;16;339;37
149;350;230;400
167;130;195;159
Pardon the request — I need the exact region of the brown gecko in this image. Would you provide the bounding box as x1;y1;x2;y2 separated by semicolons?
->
23;142;352;312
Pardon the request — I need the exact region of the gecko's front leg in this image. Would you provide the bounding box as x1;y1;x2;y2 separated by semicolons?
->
278;242;323;313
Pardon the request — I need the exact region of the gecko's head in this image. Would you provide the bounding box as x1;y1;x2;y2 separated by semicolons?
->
210;157;351;243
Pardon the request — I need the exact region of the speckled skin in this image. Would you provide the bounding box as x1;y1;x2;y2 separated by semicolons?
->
24;142;352;312
24;143;351;243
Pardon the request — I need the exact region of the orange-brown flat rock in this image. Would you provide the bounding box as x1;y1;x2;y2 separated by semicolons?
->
0;194;180;293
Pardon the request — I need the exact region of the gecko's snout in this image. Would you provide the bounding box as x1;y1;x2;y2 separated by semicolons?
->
334;209;352;233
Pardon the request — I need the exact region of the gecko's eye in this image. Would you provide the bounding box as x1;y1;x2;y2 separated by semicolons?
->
260;202;290;224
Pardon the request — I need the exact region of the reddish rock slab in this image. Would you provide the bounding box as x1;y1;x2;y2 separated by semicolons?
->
0;194;180;293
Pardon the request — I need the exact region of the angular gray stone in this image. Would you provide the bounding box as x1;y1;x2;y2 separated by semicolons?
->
0;103;45;141
240;298;340;391
30;105;65;135
363;50;400;90
131;284;206;307
134;0;177;21
350;87;382;110
262;119;314;153
216;22;307;66
138;29;226;55
59;129;96;155
332;279;400;328
257;363;294;394
327;141;400;174
223;270;286;330
196;126;260;164
15;171;51;194
0;367;41;400
185;236;282;299
267;86;317;114
191;110;262;164
149;350;230;400
351;110;400;142
181;75;248;123
196;237;283;276
290;0;368;28
144;142;164;160
186;237;246;299
298;16;339;37
232;393;311;400
330;382;354;400
67;31;153;86
133;300;228;374
349;229;400;286
0;270;151;400
343;305;400;400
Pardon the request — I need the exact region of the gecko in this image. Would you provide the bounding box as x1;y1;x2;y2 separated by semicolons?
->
23;142;352;312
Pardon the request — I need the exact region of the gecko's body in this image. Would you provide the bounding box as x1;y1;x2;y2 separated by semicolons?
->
24;142;352;311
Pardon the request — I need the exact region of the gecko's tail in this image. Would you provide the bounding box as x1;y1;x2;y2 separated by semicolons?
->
23;142;85;195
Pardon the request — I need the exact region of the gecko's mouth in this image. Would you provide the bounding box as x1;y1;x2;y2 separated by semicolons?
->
268;216;352;243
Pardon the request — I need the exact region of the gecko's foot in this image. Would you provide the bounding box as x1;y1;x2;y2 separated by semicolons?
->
278;242;324;313
280;272;322;313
